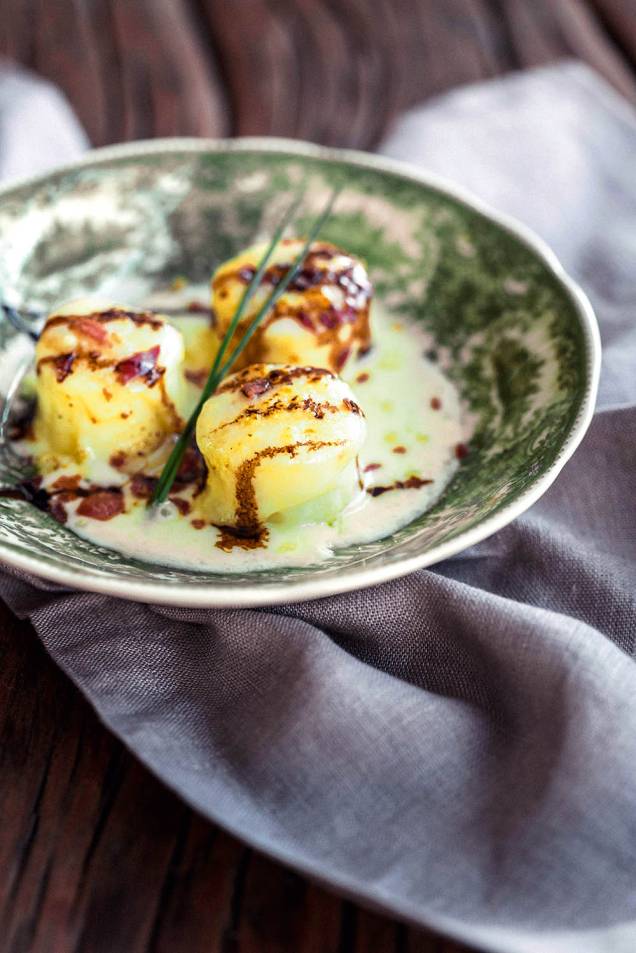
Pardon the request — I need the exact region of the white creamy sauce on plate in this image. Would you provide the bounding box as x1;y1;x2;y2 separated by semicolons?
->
73;310;462;570
16;290;466;572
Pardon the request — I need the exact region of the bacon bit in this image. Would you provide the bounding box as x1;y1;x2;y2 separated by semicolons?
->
130;474;157;499
356;372;370;384
102;388;113;401
75;317;108;343
175;446;206;489
455;442;469;460
292;267;324;291
54;353;75;382
170;496;191;516
296;309;314;330
392;446;407;454
343;397;362;415
430;396;442;410
115;346;162;386
367;475;433;497
185;368;207;388
51;474;81;492
110;451;127;469
318;310;340;330
363;463;382;472
77;491;124;521
335;347;351;371
241;377;271;399
191;519;206;530
49;498;68;524
187;300;212;315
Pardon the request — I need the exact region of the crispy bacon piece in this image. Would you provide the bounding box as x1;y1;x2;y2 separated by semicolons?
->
76;491;124;521
130;474;158;499
455;443;469;460
115;346;162;386
49;498;68;524
170;496;191;516
54;353;75;382
75;317;108;343
51;474;82;491
241;377;272;399
174;446;206;490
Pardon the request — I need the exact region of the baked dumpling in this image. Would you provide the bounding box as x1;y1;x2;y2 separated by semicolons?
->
211;239;372;374
196;363;366;533
34;298;184;479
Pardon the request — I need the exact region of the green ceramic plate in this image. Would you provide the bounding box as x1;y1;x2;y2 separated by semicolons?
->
0;138;599;607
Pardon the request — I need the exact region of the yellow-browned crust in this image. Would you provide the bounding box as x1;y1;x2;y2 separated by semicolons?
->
214;242;373;372
232;439;345;535
42;308;165;334
216;364;334;395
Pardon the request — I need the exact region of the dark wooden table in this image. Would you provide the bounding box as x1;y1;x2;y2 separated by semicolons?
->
1;2;635;950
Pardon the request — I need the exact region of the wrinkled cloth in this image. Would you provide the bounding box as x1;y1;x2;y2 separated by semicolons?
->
1;62;636;953
0;63;88;180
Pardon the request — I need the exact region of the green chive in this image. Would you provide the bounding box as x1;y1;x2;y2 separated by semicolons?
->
150;185;341;506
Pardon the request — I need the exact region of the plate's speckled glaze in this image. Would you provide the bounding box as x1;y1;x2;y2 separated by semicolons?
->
0;138;599;607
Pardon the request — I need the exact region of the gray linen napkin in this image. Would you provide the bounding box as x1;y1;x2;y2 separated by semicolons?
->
1;62;636;953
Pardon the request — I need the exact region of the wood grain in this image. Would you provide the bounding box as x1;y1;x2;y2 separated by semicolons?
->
0;606;468;953
1;1;636;949
2;0;635;149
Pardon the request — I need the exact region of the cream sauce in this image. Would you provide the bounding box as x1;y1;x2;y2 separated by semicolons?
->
18;292;466;572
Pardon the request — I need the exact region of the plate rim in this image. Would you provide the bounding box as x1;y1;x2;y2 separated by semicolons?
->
0;136;601;607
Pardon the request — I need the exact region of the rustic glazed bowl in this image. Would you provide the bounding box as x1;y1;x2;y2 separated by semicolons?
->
0;139;600;607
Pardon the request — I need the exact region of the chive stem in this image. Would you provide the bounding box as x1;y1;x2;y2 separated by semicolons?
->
150;186;341;506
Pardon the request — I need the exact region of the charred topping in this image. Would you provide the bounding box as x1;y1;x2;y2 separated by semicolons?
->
367;476;433;497
214;243;373;373
241;377;272;399
16;478;125;524
215;525;269;552
170;496;191;516
76;490;125;521
234;440;345;535
50;353;75;382
74;317;109;343
115;346;163;386
342;397;362;415
212;390;363;435
455;443;469;460
51;474;82;491
38;346;166;390
43;308;164;333
217;365;333;395
130;474;158;499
